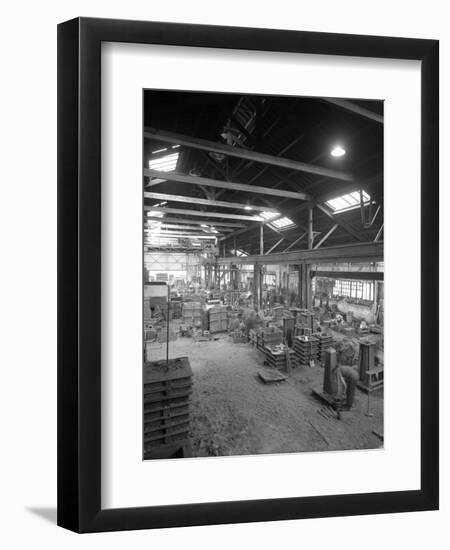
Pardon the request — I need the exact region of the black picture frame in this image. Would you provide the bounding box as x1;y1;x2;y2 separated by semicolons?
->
57;17;439;533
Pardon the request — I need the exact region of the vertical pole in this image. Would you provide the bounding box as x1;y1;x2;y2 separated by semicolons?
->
260;224;264;255
305;263;312;309
295;264;302;308
306;205;314;309
236;265;241;290
234;236;237;255
166;287;170;368
372;280;378;322
307;205;314;250
253;263;262;311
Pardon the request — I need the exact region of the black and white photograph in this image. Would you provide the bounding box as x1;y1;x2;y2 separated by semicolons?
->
142;91;384;460
0;0;444;542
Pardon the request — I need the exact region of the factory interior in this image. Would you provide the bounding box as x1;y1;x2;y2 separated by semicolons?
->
143;91;384;460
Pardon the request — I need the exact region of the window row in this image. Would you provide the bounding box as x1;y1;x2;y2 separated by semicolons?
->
332;279;374;301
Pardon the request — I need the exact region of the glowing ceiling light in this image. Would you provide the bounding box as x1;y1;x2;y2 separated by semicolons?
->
244;205;253;210
201;224;208;228
330;145;346;158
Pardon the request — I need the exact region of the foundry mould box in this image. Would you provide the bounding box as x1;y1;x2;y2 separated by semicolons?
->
317;333;334;363
143;356;193;459
293;335;319;366
208;305;228;333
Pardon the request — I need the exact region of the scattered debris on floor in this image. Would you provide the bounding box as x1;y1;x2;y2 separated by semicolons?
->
372;430;384;441
307;419;330;446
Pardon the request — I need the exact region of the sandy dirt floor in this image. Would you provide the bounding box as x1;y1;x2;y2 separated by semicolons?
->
149;324;384;458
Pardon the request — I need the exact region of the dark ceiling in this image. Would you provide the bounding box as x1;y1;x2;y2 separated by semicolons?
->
143;90;384;254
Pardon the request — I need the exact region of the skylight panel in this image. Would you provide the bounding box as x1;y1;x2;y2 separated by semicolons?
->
270;216;296;230
325;191;371;213
260;211;278;220
148;152;179;172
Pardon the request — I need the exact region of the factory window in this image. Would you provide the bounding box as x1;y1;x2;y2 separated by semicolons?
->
333;279;374;301
325;191;371;214
149;151;179;172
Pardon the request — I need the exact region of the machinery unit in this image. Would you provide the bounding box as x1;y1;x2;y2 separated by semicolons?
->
358;340;384;392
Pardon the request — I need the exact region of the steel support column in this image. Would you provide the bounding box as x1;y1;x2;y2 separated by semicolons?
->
307;205;314;250
260;224;264;255
253;264;262;311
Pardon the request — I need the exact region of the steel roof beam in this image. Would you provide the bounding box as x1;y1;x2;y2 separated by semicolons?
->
144;127;353;181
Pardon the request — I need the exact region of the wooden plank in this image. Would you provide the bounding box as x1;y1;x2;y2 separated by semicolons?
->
307;419;330;445
144;205;263;221
144;191;278;213
144;169;312;201
144;127;353;181
372;430;384;441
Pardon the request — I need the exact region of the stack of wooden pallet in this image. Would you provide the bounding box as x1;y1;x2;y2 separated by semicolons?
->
264;345;295;370
317;333;334;364
208;305;228;333
293;335;319;366
143;357;193;460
